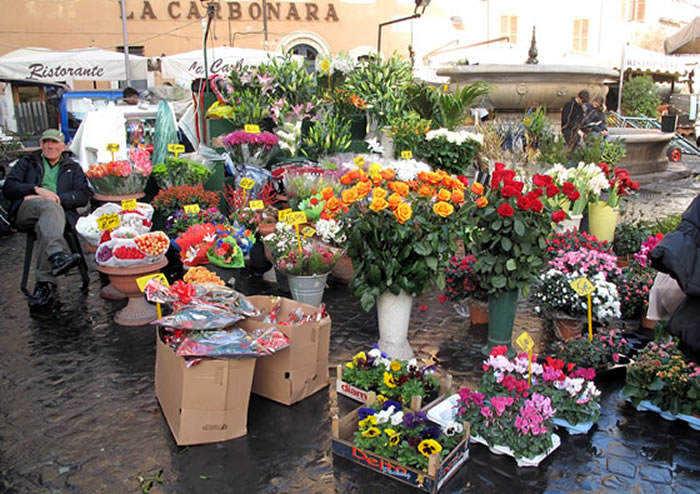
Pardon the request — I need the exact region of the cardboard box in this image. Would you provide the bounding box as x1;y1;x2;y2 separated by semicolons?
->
237;295;331;406
154;332;256;446
331;404;470;493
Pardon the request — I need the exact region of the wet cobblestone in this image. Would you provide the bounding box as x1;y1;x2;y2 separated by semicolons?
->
1;170;700;492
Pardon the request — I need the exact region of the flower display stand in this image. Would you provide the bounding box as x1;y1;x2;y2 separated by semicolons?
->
97;258;167;326
377;290;414;360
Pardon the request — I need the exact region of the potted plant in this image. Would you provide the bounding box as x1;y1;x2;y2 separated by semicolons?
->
163;207;230;240
545;229;612;259
151;156;213;189
324;164;471;359
85;148;152;197
551;329;631;371
587;162;640;243
466;162;568;353
414;128;483;176
443;254;489;326
151;184;221;223
315;216;350;283
613;217;651;264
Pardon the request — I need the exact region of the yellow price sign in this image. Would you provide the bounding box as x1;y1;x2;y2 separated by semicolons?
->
286;211;307;226
96;213;120;231
183;204;200;215
301;226;316;237
400;150;413;160
239;178;255;190
121;198;137;211
516;332;535;352
244;124;261;133
570;277;595;296
278;208;292;222
442;84;449;93
106;143;120;152
167;143;185;158
249;200;264;210
353;156;365;167
136;272;170;293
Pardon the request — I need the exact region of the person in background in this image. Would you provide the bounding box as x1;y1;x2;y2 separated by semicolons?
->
122;87;139;106
2;129;91;308
561;90;589;146
580;96;608;137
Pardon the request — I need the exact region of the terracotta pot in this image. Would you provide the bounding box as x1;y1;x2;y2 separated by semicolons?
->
331;255;353;284
468;299;489;326
257;222;276;237
616;255;631;268
640;316;657;330
552;314;586;341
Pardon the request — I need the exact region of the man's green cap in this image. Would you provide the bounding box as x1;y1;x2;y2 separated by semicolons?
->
40;129;64;143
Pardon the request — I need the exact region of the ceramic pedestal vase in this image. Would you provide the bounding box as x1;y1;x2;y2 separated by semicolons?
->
376;290;414;360
588;201;618;242
482;289;519;355
555;214;583;234
287;272;328;307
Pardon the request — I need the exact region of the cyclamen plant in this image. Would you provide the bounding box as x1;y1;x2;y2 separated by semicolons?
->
551;329;631;370
545;230;612;258
443;255;488;302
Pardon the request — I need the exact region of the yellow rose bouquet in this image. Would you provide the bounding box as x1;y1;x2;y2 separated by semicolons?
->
322;164;471;311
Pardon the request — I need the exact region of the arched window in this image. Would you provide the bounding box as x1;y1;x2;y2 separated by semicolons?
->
289;43;318;73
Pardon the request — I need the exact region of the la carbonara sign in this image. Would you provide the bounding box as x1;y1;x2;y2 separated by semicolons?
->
125;1;340;22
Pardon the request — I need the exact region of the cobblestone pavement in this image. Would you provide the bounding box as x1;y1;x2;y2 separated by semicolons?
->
1;159;699;493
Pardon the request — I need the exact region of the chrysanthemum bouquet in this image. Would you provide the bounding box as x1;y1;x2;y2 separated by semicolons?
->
415;128;483;176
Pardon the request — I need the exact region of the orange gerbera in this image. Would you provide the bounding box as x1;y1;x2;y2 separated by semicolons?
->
342;188;359;204
372;187;388;200
437;188;451;202
387;192;402;210
370;197;389;212
394;202;413;224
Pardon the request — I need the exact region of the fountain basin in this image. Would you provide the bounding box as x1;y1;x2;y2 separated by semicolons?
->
436;64;618;112
607;128;674;175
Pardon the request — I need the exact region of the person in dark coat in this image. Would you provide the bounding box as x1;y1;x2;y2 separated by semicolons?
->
2;129;91;307
650;194;700;356
561;90;589;146
581;96;608;136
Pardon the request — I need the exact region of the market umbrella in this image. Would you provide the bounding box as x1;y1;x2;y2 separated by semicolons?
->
0;47;147;82
665;17;700;55
158;47;284;80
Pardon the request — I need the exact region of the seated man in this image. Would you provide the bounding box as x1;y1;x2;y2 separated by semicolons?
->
2;129;91;307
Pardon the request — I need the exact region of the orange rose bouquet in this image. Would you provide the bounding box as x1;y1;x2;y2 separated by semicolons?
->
322;165;471;311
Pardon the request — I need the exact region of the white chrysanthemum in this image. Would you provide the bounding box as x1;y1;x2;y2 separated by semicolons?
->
365;138;384;155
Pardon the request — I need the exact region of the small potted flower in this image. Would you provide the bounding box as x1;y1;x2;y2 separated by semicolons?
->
315;216;350;282
151;184;221;223
551;329;631;371
443;254;489;326
613;217;651;265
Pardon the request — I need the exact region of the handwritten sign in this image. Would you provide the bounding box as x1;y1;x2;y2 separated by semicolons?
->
286;211;307;226
239;178;255;190
570;277;595;296
167;143;185;158
97;213;120;231
121;198;137;211
301;226;316;237
278;208;292;222
400;150;413;160
244;124;261;133
183;204;200;215
515;332;535;352
249;200;264;210
136;272;170;292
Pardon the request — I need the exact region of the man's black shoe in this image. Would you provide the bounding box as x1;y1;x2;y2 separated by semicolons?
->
28;282;56;308
49;252;81;276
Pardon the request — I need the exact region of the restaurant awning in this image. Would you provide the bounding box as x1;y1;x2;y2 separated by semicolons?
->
158;47;285;80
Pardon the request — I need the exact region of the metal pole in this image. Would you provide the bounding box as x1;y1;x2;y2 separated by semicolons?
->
262;0;268;49
377;14;421;56
119;0;131;85
617;44;626;114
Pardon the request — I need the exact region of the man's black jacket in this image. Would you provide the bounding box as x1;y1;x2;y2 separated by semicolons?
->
2;151;91;227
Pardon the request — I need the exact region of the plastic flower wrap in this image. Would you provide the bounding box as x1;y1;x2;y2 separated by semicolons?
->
164;207;230;239
221;130;279;168
207;236;244;268
85;148;152;195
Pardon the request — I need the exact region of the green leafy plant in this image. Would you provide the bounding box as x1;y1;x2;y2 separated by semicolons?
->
622;75;662;118
258;55;318;107
390;112;431;159
415;128;482;175
613;217;651;257
152;157;213;189
429;82;489;130
643;213;682;235
537;132;568;165
551;329;631;369
569;133;627;166
300;109;351;160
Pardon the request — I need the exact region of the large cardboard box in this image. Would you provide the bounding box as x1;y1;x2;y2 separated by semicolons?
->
154;333;256;446
237;295;331;406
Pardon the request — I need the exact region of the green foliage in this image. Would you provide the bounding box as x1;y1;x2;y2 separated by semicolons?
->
643;213;682;235
343;54;413;129
613;217;651;257
551;330;631;369
431;83;489;130
300;109;351;160
570;133;627;166
622;75;662;118
415;132;481;175
152;157;213;189
522;106;551;150
537;133;568;165
258;55;318;107
390;112;431;159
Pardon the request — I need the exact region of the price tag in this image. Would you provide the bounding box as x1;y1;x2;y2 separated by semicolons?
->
442;84;449;93
183;204;200;215
97;213;120;231
400;150;413;160
167;143;185;158
249;200;264;210
353;156;365;167
106;143;120;152
286;211;307;226
121;198;137;211
136;273;170;292
301;226;316;237
244;124;261;133
278;208;292;222
570;277;595;296
516;332;535;352
239;178;255;190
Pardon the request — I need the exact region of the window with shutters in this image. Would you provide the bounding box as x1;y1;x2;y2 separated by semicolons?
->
628;0;645;22
573;19;589;53
500;15;518;44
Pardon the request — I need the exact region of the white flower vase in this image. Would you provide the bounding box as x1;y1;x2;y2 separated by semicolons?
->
376;289;414;360
555;214;583;234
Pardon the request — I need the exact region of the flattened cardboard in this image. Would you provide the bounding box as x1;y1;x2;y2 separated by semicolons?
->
237;295;331;406
154;333;256;446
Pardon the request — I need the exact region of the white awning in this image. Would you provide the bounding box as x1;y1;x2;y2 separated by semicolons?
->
618;46;694;78
0;47;147;82
158;47;285;80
